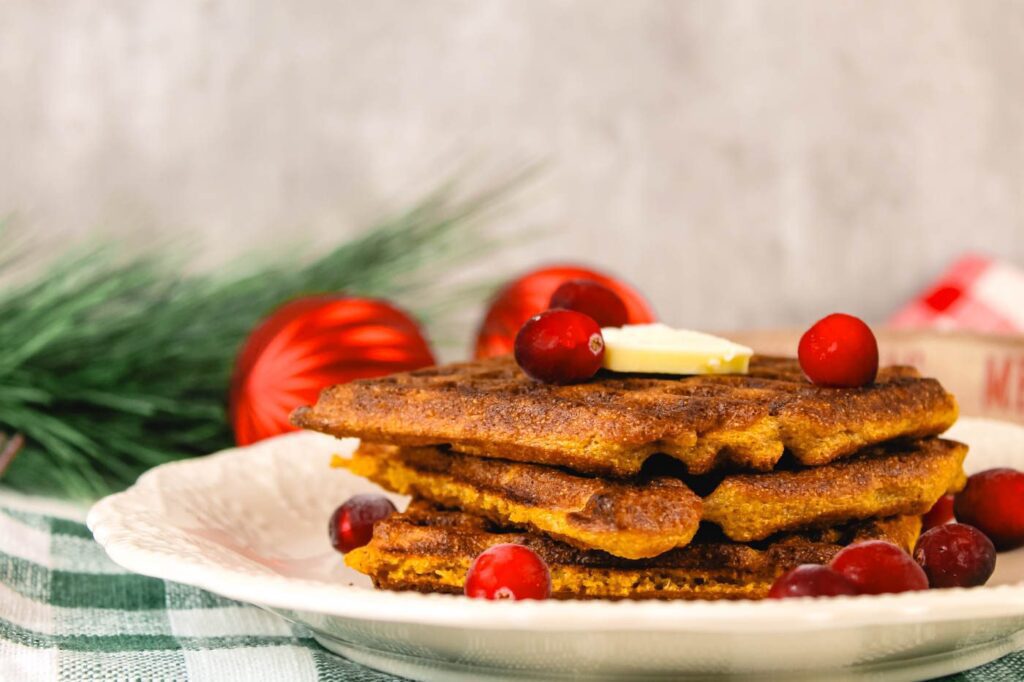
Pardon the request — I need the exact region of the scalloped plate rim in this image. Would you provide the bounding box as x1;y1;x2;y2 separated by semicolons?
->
87;417;1024;633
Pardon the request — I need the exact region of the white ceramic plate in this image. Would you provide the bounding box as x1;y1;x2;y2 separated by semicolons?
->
88;417;1024;681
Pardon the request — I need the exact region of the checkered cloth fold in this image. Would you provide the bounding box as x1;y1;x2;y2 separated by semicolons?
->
0;501;397;681
890;255;1024;334
0;500;1020;681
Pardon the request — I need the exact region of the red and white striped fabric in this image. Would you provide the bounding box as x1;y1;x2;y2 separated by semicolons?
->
889;255;1024;334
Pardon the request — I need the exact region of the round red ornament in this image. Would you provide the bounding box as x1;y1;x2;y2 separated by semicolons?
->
230;296;435;445
474;265;655;359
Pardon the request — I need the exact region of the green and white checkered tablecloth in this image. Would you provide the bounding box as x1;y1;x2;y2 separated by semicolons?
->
0;496;1022;682
0;497;397;681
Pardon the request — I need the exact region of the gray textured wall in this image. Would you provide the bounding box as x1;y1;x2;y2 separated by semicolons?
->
1;1;1022;337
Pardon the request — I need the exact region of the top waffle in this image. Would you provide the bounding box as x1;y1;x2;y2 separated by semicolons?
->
292;355;958;477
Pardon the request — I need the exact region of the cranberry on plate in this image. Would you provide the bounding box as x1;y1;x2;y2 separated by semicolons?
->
768;564;859;599
798;313;879;388
922;494;956;531
829;540;928;595
464;544;552;600
954;468;1024;551
913;523;996;589
549;279;630;328
328;494;397;553
514;309;604;385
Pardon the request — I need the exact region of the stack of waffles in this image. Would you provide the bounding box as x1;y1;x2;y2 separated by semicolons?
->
293;355;964;600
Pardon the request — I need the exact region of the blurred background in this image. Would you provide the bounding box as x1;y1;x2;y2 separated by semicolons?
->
3;0;1021;334
3;6;1024;677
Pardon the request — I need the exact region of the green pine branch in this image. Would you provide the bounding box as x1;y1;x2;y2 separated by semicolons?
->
0;183;515;500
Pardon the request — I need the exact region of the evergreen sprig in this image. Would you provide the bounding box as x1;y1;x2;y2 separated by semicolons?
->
0;185;510;499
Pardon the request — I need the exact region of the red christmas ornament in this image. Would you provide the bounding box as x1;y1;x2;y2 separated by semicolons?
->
230;296;435;445
474;265;655;359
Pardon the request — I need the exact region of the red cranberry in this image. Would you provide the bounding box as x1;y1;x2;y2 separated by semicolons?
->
328;494;397;553
798;313;879;387
464;543;552;600
514;310;604;384
913;523;996;589
768;564;860;599
549;279;629;328
954;468;1024;551
829;541;928;595
922;494;956;531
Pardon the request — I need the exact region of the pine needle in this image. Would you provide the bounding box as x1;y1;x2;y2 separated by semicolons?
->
0;184;513;499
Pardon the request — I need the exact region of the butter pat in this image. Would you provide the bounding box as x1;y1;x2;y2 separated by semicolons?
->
601;324;753;375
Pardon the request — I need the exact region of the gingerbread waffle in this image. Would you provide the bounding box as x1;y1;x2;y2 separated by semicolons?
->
337;438;964;557
346;502;923;600
294;355;958;478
